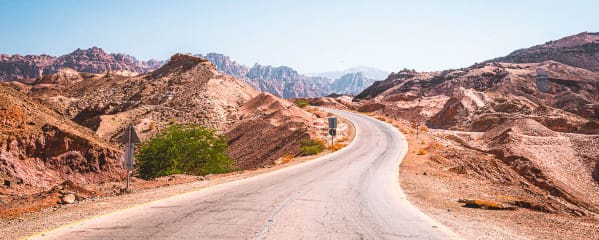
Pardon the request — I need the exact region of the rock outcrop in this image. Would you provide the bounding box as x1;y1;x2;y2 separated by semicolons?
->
226;93;314;168
0;84;123;191
439;119;599;216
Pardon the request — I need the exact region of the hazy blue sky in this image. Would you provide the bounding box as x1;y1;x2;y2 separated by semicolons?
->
1;0;597;73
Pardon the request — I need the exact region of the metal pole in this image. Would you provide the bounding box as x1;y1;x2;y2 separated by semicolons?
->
331;135;334;148
126;125;132;192
126;162;130;190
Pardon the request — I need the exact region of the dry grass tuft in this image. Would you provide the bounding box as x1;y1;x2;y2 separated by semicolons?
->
424;141;443;151
149;122;157;131
330;142;347;151
416;149;426;155
281;154;294;164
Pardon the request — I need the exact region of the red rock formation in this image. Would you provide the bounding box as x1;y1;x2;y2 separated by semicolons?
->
0;84;123;190
0;47;164;82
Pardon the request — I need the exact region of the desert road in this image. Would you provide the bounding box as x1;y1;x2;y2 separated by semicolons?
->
29;108;458;240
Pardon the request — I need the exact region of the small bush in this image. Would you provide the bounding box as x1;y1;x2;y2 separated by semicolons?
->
416;149;426;155
136;124;234;179
295;99;310;108
300;139;325;155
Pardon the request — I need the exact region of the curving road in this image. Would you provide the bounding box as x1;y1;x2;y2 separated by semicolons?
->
29;108;458;240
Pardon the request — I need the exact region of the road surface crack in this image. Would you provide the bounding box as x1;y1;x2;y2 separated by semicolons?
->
254;191;302;240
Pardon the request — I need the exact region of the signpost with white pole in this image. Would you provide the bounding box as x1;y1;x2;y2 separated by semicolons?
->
120;123;140;192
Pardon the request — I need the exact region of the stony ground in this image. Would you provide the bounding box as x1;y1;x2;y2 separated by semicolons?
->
397;124;599;240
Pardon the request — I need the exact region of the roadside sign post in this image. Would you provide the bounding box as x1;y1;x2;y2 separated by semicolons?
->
328;117;337;147
415;122;419;140
120;123;141;192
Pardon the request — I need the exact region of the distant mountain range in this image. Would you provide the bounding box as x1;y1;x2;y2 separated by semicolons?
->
0;47;164;82
199;53;380;98
0;49;381;98
306;66;389;80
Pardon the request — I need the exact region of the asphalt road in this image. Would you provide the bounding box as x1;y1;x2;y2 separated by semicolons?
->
30;109;458;240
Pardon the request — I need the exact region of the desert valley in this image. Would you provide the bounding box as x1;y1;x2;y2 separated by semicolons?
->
0;5;598;238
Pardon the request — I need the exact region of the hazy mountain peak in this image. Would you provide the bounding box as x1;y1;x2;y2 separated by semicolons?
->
306;66;389;80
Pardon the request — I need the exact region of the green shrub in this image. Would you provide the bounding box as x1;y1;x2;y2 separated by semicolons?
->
300;139;325;155
135;124;234;179
295;99;310;108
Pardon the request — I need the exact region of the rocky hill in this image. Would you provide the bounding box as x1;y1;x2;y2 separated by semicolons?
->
0;84;123;191
0;47;163;82
19;54;320;169
357;61;599;131
487;32;599;71
353;32;599;217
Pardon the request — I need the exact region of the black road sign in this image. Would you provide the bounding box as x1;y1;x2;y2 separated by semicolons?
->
328;117;337;129
328;128;337;136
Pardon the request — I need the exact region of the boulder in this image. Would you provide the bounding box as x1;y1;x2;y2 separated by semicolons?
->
60;193;76;204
